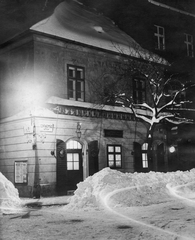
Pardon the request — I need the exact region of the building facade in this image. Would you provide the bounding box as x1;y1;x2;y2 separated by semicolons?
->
107;0;195;171
0;1;168;197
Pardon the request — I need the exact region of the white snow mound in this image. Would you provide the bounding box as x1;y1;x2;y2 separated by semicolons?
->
0;172;22;214
67;167;195;210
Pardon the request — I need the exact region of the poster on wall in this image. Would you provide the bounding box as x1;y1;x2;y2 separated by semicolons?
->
14;161;28;184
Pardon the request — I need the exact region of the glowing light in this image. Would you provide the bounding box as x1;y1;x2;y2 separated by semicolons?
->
169;146;176;153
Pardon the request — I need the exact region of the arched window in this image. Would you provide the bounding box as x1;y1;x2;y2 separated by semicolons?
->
66;140;82;149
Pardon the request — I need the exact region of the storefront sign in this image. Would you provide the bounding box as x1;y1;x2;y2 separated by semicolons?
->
40;124;54;132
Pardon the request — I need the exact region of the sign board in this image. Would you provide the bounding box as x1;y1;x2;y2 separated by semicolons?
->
15;161;28;184
23;126;33;134
40;124;54;132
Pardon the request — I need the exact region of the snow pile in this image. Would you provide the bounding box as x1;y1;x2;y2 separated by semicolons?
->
67;167;195;209
0;172;22;214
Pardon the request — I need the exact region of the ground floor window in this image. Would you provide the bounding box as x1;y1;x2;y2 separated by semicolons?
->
67;153;79;170
142;143;148;168
66;140;82;171
107;145;122;168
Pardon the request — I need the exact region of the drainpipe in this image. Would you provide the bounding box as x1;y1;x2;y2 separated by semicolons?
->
31;115;41;198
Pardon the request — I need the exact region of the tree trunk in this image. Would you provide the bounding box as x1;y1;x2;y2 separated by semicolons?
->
147;126;154;171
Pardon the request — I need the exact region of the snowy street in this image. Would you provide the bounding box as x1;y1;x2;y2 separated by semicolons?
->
1;168;195;239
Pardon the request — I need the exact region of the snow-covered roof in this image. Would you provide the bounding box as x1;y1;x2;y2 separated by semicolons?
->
30;0;168;65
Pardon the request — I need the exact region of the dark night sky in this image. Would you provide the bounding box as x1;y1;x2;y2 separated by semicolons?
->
0;0;194;45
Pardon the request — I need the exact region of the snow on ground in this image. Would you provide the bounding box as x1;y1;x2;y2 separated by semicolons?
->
1;168;195;239
0;172;22;214
67;167;195;210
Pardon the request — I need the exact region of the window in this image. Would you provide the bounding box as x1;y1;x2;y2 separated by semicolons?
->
66;140;82;170
184;34;194;57
142;143;148;168
67;153;79;170
15;161;28;184
107;145;122;168
68;65;85;101
154;25;165;50
133;78;146;104
66;140;82;149
104;129;123;138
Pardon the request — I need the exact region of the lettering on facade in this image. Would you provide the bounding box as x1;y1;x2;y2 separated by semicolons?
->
40;124;54;132
49;104;135;121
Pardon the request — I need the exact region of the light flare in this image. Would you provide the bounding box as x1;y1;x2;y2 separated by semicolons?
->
100;185;194;240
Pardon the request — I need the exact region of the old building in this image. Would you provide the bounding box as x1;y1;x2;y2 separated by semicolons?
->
0;1;168;197
104;0;195;171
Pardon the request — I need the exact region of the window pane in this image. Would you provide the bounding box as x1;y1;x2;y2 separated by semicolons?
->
74;161;79;170
115;146;121;153
69;80;76;99
67;153;80;170
67;153;73;162
67;162;73;170
115;154;121;160
143;161;148;168
67;140;82;149
159;27;164;35
108;160;114;167
77;80;84;101
142;153;147;161
116;161;121;167
142;143;148;150
69;67;76;78
108;154;114;160
77;68;84;79
108;146;114;152
74;153;79;162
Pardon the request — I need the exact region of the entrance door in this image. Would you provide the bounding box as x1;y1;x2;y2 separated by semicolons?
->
66;140;83;190
56;139;83;194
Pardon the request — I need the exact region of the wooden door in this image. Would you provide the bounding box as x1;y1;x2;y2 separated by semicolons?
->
56;139;83;194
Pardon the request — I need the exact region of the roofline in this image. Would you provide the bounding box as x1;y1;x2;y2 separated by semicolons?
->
0;29;168;67
148;0;195;18
30;29;168;66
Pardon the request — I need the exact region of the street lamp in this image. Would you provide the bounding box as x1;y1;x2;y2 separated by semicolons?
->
169;145;176;153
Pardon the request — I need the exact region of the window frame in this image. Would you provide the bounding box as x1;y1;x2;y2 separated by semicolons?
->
142;143;148;169
154;25;165;51
67;65;85;101
184;33;194;58
107;144;122;169
133;78;146;104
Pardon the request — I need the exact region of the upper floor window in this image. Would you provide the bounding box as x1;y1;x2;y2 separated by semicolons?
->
133;78;146;104
68;65;85;101
107;145;122;169
154;25;165;50
184;33;194;57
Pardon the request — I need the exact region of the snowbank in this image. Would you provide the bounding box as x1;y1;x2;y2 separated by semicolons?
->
0;172;22;214
67;168;195;209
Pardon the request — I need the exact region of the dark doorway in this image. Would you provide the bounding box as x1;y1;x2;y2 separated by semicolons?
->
88;140;99;176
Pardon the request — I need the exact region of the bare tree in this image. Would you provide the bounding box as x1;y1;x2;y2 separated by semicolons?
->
88;43;195;170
